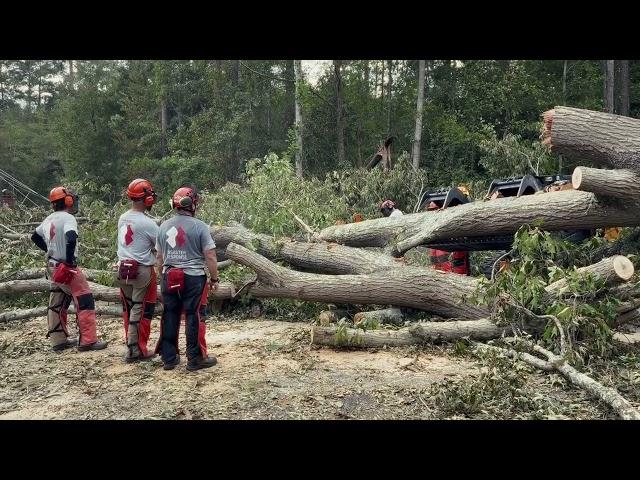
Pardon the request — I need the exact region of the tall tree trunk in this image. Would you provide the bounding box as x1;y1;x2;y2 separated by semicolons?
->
363;60;370;94
562;60;568;104
412;60;426;170
386;59;393;135
284;60;295;130
605;60;615;113
160;98;168;157
231;60;240;179
294;59;304;178
334;60;345;166
68;60;74;88
617;60;630;116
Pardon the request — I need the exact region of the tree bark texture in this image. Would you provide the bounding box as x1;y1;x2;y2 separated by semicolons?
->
224;242;488;319
543;107;640;172
318;189;640;256
412;60;426;170
572;166;640;202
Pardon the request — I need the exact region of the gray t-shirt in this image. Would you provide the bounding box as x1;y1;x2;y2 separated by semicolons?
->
35;211;78;262
156;213;216;276
117;210;159;266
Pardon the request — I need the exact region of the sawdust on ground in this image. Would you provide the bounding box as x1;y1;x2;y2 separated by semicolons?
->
0;313;479;420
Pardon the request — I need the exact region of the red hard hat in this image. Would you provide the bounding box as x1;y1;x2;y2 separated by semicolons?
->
49;186;68;203
427;201;439;210
127;179;154;199
172;186;198;211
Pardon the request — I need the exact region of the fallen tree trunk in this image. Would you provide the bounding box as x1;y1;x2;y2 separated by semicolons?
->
212;223;400;274
0;278;236;303
317;190;640;256
545;255;634;295
1;268;112;282
543;107;640;173
0;303;166;323
572;166;640;202
225;243;489;319
310;318;512;347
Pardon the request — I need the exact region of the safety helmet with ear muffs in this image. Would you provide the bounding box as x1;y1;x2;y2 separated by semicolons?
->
49;186;79;213
171;186;199;213
127;178;157;207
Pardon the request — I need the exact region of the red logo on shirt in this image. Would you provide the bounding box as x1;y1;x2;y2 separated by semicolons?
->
125;224;134;246
49;223;56;240
176;226;187;247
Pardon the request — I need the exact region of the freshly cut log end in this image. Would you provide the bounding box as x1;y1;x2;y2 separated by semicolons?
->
613;256;634;281
542;109;554;147
545;255;635;295
571;166;640;201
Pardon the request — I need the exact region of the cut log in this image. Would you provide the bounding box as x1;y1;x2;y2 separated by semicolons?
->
0;278;237;303
408;319;511;342
225;243;489;319
317;190;640;256
543;107;640;173
572;166;640;202
0;303;165;323
1;268;112;282
310;318;511;348
211;223;400;274
354;308;404;326
311;325;417;347
545;255;634;295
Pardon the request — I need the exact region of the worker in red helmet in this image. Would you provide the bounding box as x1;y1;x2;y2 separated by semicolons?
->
155;186;219;371
30;187;108;352
116;179;160;363
380;199;403;218
425;201;470;275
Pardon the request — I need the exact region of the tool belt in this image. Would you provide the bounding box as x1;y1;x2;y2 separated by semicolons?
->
51;262;77;285
118;259;140;282
166;267;185;293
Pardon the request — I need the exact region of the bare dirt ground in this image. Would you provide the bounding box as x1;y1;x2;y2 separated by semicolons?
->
0;312;481;420
0;310;633;420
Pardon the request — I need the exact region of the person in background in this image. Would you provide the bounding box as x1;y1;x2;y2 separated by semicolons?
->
380;199;403;217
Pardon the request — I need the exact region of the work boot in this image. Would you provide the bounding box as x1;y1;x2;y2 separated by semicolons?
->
163;354;181;371
52;338;78;352
124;345;156;363
78;340;108;352
186;355;218;372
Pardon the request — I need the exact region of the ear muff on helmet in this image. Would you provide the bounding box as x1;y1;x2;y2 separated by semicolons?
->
64;192;74;208
143;190;157;207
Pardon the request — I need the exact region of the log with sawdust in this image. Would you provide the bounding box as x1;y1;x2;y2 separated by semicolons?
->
224;242;489;319
317;189;640;256
543;107;640;172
